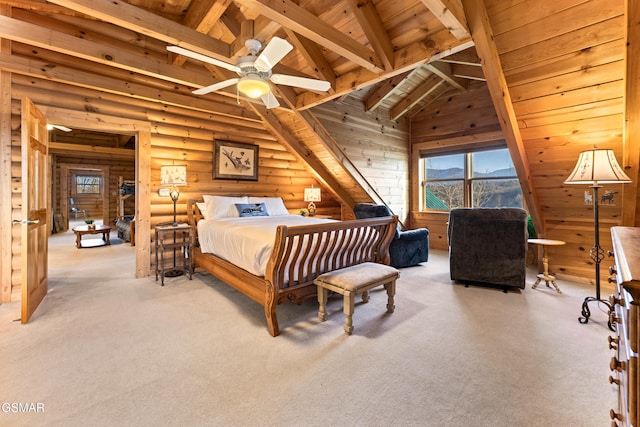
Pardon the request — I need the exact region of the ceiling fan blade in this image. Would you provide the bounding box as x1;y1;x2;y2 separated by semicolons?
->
254;37;293;72
261;91;280;109
193;78;239;95
167;45;240;73
270;74;331;92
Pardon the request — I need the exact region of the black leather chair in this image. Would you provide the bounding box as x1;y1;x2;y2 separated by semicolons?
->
353;203;429;268
448;208;528;290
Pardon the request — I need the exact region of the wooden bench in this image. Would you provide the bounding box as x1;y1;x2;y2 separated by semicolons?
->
314;262;399;335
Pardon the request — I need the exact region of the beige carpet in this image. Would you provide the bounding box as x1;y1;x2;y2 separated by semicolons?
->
0;225;617;426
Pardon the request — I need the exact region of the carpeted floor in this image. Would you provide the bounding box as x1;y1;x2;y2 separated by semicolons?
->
0;224;617;426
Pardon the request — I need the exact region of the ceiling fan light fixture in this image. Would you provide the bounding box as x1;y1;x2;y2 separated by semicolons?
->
237;75;270;99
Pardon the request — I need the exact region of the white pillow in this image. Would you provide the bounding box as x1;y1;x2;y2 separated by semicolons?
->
248;197;289;216
203;195;248;219
195;202;206;218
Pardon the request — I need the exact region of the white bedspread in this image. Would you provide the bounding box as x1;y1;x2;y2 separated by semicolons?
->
197;215;335;276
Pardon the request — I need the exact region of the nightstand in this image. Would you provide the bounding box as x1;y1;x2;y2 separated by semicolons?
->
155;223;194;286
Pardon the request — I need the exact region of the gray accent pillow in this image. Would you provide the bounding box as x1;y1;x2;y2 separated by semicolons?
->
235;203;269;217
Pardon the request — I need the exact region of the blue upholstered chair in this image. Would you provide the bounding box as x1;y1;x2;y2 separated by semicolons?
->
353;203;429;268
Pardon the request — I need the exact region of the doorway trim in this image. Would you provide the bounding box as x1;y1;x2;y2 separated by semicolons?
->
40;106;151;278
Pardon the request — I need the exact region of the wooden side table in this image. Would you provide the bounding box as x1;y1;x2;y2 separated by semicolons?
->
155;223;194;286
528;238;566;293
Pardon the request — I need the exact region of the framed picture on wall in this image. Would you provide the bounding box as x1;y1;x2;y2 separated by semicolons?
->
214;140;259;180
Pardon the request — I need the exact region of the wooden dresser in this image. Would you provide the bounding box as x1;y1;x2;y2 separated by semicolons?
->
609;227;640;426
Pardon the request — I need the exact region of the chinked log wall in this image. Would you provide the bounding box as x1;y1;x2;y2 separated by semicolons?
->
6;77;344;301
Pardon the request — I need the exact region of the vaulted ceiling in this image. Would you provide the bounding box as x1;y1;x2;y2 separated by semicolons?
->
2;0;638;232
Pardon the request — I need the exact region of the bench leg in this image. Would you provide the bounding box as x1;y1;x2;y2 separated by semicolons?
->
385;280;396;313
343;291;355;335
317;285;328;321
362;290;370;303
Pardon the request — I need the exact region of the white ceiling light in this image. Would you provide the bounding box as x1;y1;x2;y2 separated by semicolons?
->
237;75;270;99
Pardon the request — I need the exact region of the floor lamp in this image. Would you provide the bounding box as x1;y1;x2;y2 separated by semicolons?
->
160;165;187;276
564;149;630;329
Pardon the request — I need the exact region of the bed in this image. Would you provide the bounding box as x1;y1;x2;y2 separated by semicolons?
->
187;196;398;336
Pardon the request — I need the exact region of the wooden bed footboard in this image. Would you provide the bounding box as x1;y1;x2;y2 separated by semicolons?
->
187;199;398;336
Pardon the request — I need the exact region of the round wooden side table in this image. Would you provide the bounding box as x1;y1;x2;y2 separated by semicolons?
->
528;238;566;293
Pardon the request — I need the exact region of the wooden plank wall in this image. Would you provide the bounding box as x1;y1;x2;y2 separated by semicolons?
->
410;82;504;251
485;0;626;285
311;97;410;223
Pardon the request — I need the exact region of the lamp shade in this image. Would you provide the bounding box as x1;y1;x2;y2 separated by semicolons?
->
237;76;270;99
160;165;187;186
564;149;631;185
304;187;321;202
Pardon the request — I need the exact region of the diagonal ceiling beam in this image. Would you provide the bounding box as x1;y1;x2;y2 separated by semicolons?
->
249;103;356;207
235;0;384;72
296;33;474;110
348;0;394;71
46;0;231;61
460;0;542;233
420;0;470;40
390;74;445;121
364;72;411;112
173;0;233;66
283;29;336;91
425;61;468;90
0;15;213;88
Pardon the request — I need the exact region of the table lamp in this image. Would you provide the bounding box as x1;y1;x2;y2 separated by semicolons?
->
160;165;187;225
304;186;321;216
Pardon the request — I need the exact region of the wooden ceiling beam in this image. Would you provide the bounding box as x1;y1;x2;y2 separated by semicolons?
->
425;61;469;91
364;72;411;112
46;0;231;61
348;0;394;71
235;0;383;73
390;74;445;121
420;0;470;40
249;104;356;207
173;0;233;66
0;53;258;121
451;63;485;81
49;141;135;159
0;15;213;88
439;46;481;65
460;0;542;233
283;29;336;90
295;32;473;109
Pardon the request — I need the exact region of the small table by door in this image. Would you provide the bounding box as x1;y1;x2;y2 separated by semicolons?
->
72;224;112;249
528;238;566;293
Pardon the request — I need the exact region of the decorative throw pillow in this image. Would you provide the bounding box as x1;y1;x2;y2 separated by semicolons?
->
247;197;289;216
235;203;269;217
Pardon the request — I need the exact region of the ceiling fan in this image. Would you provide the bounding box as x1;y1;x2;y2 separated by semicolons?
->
167;37;331;109
47;124;72;132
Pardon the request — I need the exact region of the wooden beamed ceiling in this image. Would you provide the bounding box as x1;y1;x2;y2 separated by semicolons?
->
4;0;633;231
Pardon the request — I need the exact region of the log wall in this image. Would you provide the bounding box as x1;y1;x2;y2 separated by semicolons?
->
5;74;339;302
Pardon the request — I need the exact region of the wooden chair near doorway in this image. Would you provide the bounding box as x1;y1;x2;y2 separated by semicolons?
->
69;198;86;219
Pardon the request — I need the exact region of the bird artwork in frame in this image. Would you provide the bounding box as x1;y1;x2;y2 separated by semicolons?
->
214;140;259;180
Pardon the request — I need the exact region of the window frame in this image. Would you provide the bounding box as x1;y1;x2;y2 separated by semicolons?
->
420;146;521;211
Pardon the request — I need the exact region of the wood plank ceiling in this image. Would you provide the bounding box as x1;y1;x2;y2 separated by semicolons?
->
1;0;637;238
0;0;477;209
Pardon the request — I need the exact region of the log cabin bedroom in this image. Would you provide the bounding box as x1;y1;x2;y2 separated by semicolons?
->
0;0;638;425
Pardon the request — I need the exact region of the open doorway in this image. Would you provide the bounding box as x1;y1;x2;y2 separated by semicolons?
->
49;129;136;270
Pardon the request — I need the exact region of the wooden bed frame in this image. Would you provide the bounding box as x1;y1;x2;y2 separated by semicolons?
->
187;199;398;336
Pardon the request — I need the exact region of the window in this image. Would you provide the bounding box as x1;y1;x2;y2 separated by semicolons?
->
76;175;101;194
421;148;522;211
